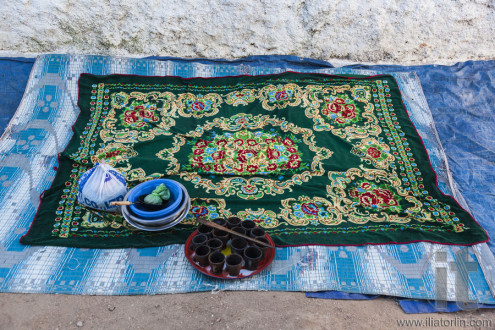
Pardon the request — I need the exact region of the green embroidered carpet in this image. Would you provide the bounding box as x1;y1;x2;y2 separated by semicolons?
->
21;72;488;248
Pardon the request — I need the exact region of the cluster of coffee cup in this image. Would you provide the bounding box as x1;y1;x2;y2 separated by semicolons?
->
191;217;271;276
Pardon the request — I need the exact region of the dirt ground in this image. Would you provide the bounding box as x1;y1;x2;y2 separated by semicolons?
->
1;292;494;330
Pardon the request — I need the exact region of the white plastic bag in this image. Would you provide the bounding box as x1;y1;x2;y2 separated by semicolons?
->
77;161;128;212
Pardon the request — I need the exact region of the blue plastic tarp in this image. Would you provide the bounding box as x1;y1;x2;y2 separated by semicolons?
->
0;58;36;136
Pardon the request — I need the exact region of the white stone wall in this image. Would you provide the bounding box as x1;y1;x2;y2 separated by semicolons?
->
0;0;494;64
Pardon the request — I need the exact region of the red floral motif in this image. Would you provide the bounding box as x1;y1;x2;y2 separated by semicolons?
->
275;90;289;101
359;192;380;206
191;101;205;112
235;117;248;125
195;139;208;148
123;105;158;127
216;139;227;147
301;202;319;215
373;188;398;206
328;98;345;113
212;150;225;160
123;111;139;124
321;98;357;123
247;139;258;146
360;182;372;189
237;149;258;163
367;147;381;159
214;164;226;172
267;164;277;171
104;150;121;159
191;206;208;217
341;105;356;119
267;148;280;160
349;189;359;198
286;160;301;169
193;163;212;171
246;165;258;173
243;184;257;194
282;137;295;146
188;129;305;176
351;184;400;210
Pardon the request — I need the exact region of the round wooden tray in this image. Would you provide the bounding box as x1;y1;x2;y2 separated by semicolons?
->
184;230;276;279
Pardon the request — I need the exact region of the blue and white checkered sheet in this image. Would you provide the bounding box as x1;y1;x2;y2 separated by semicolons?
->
0;55;493;301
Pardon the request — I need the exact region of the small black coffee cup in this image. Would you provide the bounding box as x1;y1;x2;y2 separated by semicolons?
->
244;246;262;270
250;227;266;239
225;254;243;276
231;226;246;236
212;229;230;249
208;251;226;274
191;234;208;251
213;218;227;228
197;224;213;237
230;237;248;256
207;238;223;253
226;216;242;229
194;245;211;267
240;220;256;235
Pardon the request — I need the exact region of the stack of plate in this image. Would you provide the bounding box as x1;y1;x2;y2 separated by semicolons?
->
120;179;190;231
